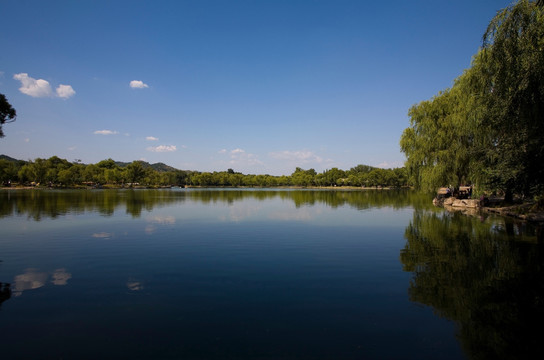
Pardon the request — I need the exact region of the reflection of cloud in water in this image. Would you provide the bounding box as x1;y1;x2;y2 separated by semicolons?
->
145;225;156;234
51;268;72;285
92;232;113;239
145;215;176;234
127;279;144;291
147;215;175;225
268;208;317;221
219;203;262;222
13;268;72;296
13;269;47;296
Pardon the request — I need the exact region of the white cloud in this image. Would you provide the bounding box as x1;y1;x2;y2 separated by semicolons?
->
56;84;76;99
147;145;177;152
13;73;75;99
377;161;404;169
94;130;118;135
130;80;149;89
146;136;159;141
219;148;263;167
24;138;30;143
218;149;227;154
269;150;324;164
13;73;53;97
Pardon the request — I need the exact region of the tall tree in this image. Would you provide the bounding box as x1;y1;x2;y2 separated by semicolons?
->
401;0;544;198
0;94;16;138
400;78;478;192
477;0;544;198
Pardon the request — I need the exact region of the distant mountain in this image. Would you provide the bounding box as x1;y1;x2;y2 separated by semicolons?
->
1;155;181;172
0;155;26;163
114;160;179;172
149;162;178;172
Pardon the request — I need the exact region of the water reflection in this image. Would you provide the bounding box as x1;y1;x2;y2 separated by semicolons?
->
1;188;543;358
13;268;72;296
126;279;144;291
0;188;432;220
0;283;11;308
400;209;543;359
92;232;113;239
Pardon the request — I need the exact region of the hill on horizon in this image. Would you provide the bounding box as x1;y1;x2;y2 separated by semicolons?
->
0;154;184;173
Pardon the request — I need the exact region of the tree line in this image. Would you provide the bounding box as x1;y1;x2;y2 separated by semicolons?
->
188;165;408;188
400;0;544;201
0;156;409;188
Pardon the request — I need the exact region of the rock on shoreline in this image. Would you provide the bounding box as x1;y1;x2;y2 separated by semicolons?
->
433;196;544;224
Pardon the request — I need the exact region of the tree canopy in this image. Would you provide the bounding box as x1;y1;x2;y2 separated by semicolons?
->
400;0;544;199
0;93;16;138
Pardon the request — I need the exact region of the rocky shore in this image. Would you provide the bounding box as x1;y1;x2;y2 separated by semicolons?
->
433;196;544;224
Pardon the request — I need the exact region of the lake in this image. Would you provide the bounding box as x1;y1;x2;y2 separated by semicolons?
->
0;188;542;359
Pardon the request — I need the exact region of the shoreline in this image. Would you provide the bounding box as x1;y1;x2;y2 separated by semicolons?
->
0;185;408;191
436;196;544;224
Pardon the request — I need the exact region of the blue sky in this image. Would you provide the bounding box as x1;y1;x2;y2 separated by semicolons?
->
0;0;511;175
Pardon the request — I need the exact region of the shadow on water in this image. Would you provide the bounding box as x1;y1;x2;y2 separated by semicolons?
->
0;283;11;308
0;188;433;220
400;209;544;360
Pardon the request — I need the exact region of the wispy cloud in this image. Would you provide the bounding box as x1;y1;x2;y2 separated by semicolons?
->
269;150;324;164
231;148;245;155
13;73;75;99
377;161;404;169
218;148;263;167
94;130;118;135
147;145;177;152
146;136;158;141
130;80;149;89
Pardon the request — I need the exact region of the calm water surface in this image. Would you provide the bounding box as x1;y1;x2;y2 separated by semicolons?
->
0;189;542;359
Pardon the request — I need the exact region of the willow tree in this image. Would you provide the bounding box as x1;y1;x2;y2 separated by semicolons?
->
476;0;544;198
401;0;544;198
400;70;480;192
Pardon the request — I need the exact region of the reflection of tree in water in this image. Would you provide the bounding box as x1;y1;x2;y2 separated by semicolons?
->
0;282;11;308
187;189;433;211
0;189;188;220
1;188;432;221
400;209;544;360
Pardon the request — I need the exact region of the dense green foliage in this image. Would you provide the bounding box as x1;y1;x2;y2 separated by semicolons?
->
400;0;544;199
0;155;409;188
0;93;17;138
185;165;407;188
0;156;190;187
